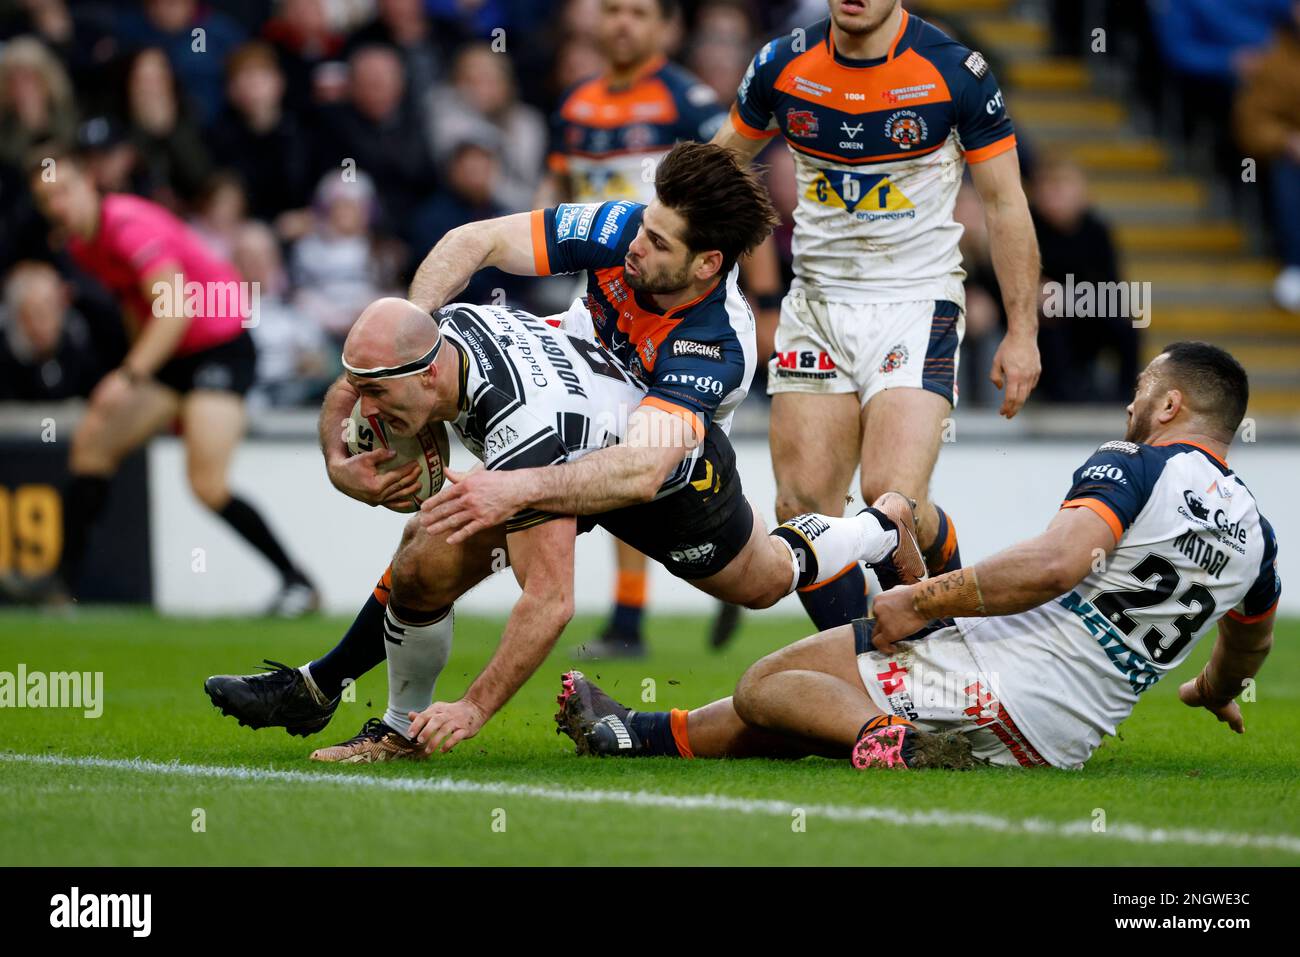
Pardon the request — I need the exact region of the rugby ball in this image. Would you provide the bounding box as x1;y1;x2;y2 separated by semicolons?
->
345;399;450;512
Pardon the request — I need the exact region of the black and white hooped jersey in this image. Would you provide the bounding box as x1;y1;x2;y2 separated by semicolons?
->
438;302;699;530
959;440;1280;768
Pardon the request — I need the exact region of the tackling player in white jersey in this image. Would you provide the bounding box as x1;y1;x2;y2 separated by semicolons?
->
711;0;1042;630
557;342;1279;770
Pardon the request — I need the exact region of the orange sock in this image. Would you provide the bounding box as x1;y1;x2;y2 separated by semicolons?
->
372;564;393;605
615;568;647;607
669;708;694;759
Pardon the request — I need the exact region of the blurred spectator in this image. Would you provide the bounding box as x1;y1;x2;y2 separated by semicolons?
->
344;0;443;103
318;43;439;241
1149;0;1289;82
411;135;533;306
687;1;755;104
231;220;332;407
189;171;249;260
426;43;547;211
694;0;755;44
0;36;78;269
953;182;1003;408
0;35;77;170
685;33;750;105
117;0;247;126
209;40;322;222
122;46;214;206
560;0;603;41
551;33;606;99
0;260;123;400
1031;157;1138;404
262;0;347;111
1235;1;1300;312
1149;0;1291;177
290;171;402;345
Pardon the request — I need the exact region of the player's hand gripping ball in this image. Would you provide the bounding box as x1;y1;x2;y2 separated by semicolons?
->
344;399;450;512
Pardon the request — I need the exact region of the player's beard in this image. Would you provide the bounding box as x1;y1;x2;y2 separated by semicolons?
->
832;0;898;36
625;260;692;295
1125;401;1156;444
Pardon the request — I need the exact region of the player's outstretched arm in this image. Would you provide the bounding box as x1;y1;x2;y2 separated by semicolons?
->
969;149;1042;419
871;506;1116;652
419;404;698;543
409;517;577;754
407;211;540;312
1178;613;1275;734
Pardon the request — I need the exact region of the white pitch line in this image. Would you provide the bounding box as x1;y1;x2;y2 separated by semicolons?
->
4;751;1300;855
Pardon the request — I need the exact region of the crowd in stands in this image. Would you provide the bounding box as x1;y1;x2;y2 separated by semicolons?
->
1056;0;1300;313
6;0;1250;413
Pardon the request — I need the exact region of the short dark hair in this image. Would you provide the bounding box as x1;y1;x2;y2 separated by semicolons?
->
1158;341;1249;438
653;141;779;273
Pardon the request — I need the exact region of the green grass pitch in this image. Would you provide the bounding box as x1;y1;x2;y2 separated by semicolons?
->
1;609;1298;865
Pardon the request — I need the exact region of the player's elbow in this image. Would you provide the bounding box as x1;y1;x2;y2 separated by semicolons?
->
526;583;574;631
1041;554;1087;596
631;470;664;504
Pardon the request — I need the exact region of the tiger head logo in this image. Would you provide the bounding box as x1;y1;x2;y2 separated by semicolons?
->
879;343;909;374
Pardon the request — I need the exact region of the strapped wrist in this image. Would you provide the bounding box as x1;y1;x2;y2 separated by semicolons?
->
912;568;986;619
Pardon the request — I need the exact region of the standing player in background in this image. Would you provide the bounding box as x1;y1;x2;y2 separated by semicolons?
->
712;0;1042;629
540;0;782;657
27;147;319;615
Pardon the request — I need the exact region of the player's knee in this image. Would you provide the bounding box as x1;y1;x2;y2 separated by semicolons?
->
740;575;787;611
774;487;826;523
390;540;456;611
69;422;117;475
733;655;778;727
188;470;229;510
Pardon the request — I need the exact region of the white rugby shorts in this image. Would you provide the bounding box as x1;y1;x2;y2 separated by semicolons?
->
853;618;1051;769
767;292;964;407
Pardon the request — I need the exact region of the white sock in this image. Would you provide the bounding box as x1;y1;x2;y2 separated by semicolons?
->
298;664;329;705
772;511;897;592
382;603;454;738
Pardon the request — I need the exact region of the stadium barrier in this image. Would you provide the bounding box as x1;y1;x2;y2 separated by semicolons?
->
1;406;1294;616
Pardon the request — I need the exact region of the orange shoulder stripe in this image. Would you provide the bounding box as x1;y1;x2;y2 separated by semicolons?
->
1060;497;1123;543
640;395;705;440
965;133;1017;164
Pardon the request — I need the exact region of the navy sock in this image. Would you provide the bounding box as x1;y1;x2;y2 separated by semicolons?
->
610;603;644;640
923;505;963;576
308;594;387;700
797;563;867;630
628;711;681;757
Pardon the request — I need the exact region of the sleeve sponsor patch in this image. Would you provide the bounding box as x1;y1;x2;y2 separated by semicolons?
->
1097;440;1141;456
554;203;602;242
670;338;722;361
593;200;636;247
963;51;989;79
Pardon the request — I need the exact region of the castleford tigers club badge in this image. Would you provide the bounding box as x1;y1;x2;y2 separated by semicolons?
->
879;343;909;373
885;110;928;149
